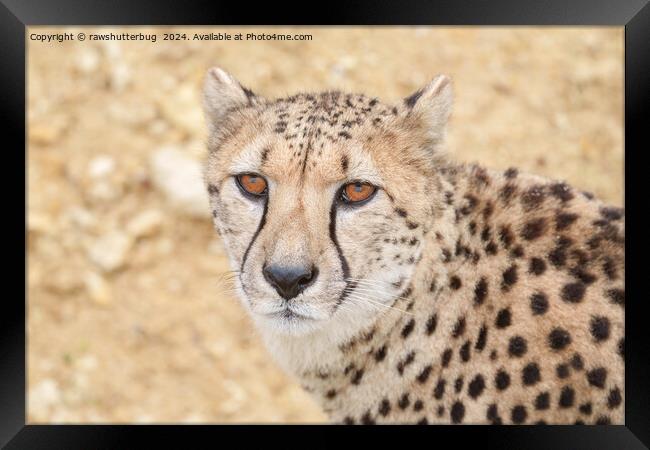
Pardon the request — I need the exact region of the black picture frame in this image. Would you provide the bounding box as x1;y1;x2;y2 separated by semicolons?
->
3;0;648;448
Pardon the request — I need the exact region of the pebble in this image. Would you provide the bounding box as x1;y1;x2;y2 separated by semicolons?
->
150;146;210;218
126;209;163;238
88;155;115;178
84;271;112;305
29;379;61;417
87;231;132;272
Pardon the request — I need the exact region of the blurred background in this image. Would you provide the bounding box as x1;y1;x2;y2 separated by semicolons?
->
27;26;623;423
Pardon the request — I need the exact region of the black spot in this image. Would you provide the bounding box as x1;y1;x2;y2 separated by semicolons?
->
413;400;424;412
501;265;518;291
343;416;355;425
608;387;622;409
338;131;352;139
351;369;364;385
587;367;607;389
495;308;512;328
460;340;471;362
454;376;464;393
433;379;446;399
468;374;486;399
510;245;524;258
485;241;498;255
500;183;517;204
548;246;567;268
499;225;514;248
511;405;527;424
487;404;502;424
550;182;574;202
441;348;453;367
398;393;410;409
452;317;466;338
481;226;491;242
374;345;387;362
426;314;438;335
361;411;375;425
341;155;349;171
397;351;416;375
561;282;586;303
570;267;597;285
602;257;617;280
437;406;445;417
521;218;547;240
395;208;408;217
579;403;592;415
449;276;462;290
326;389;337;399
504;167;518;179
556;363;570;379
404;88;425;108
490;350;498;360
401;319;416;339
416;365;433;384
595;416;611;425
521;185;546;210
618;338;625;359
207;184;219;195
495;370;510;390
522;363;541;386
451;401;465;424
475;325;488;351
556;212;579;231
590;316;611;342
606;288;625;306
535;392;550;410
549;328;572;350
508;336;528;357
530;292;549;315
570;353;584;371
379;398;391;416
474;278;488;306
529;257;547;275
559;386;575;408
600;207;623;221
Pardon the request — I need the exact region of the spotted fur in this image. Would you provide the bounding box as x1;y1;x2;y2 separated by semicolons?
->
202;68;624;425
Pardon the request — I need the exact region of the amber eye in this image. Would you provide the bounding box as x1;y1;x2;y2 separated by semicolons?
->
236;173;268;197
340;181;377;204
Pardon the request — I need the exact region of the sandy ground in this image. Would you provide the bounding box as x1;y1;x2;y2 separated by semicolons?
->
27;26;623;423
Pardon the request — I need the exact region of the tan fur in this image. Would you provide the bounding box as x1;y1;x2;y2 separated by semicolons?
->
202;68;624;424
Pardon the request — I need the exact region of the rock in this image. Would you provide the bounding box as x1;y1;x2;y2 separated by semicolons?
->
126;209;163;238
158;83;204;137
75;49;101;74
43;266;84;294
29;379;61;417
84;271;112;305
88;155;115;178
87;231;132;272
30;124;62;145
150;146;210;218
110;62;132;92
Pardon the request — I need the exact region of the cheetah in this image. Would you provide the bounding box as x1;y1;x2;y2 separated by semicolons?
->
202;67;624;425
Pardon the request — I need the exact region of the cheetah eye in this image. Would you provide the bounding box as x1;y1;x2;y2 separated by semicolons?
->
340;181;377;205
236;173;268;197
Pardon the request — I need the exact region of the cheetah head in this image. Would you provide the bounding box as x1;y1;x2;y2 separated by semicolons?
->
203;67;452;337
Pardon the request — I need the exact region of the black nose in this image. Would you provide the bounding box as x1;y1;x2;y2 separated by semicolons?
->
262;264;318;300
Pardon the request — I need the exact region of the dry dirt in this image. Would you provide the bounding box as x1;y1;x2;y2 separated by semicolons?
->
27;26;623;423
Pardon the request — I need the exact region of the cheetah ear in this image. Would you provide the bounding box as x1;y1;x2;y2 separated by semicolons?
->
203;67;259;133
402;74;453;149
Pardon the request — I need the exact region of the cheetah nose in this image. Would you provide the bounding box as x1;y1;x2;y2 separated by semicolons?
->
262;264;318;301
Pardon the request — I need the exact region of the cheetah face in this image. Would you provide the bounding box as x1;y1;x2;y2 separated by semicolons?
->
203;68;452;337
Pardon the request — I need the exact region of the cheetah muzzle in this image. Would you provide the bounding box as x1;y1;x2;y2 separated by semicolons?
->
202;67;624;425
